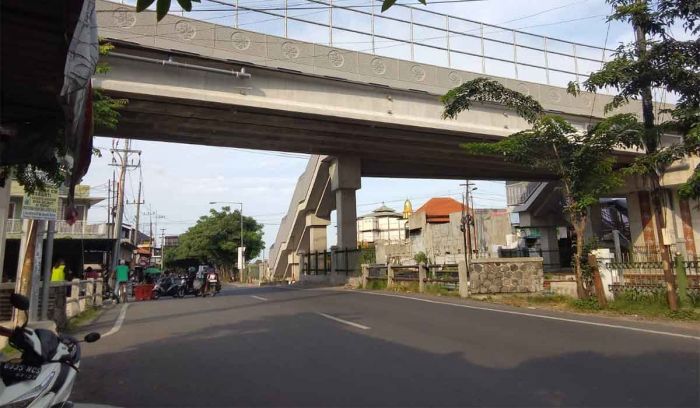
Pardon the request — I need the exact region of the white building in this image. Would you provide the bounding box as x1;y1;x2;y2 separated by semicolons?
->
357;204;408;245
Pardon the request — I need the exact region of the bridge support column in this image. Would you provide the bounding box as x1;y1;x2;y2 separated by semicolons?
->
330;156;361;250
306;214;330;252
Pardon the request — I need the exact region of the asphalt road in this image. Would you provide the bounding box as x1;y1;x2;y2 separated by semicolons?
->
72;285;700;407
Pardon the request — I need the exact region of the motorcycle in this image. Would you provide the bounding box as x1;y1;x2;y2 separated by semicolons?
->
0;293;100;408
152;275;185;299
182;270;203;297
201;270;221;297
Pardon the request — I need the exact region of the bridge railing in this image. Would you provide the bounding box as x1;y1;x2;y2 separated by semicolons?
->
182;0;613;87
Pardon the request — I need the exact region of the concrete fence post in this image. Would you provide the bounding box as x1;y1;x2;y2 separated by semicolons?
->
457;259;469;298
387;264;394;289
95;278;103;306
361;264;369;289
86;278;95;306
418;263;426;293
67;279;80;318
591;248;615;300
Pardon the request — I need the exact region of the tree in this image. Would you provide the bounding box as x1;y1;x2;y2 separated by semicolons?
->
166;207;264;274
568;0;699;310
442;78;631;298
137;0;422;21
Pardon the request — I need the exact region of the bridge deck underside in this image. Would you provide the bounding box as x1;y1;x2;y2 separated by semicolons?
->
107;94;553;181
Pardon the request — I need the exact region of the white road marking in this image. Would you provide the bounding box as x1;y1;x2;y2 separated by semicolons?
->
250;295;268;301
317;312;370;330
102;303;129;338
357;291;700;341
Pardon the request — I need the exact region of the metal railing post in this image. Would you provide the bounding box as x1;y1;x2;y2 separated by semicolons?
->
371;3;375;53
543;37;550;85
235;0;239;28
480;23;486;73
446;15;451;67
573;43;579;82
329;0;333;46
513;30;518;79
284;0;288;38
409;8;414;61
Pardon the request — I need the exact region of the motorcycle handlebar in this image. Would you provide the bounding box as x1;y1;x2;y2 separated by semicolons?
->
0;325;13;338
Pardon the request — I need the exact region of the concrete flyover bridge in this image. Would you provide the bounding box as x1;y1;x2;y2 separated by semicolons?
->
94;0;645;279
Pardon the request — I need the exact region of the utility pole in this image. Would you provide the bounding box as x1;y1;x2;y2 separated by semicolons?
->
632;0;678;311
127;181;144;245
160;228;166;269
470;191;478;254
109;140;141;273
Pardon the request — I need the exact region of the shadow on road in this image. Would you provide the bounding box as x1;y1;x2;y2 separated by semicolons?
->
72;311;699;407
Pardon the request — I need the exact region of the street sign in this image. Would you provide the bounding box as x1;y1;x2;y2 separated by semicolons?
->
21;187;59;221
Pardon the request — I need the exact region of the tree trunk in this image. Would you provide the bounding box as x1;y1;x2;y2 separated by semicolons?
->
573;217;587;299
650;186;679;311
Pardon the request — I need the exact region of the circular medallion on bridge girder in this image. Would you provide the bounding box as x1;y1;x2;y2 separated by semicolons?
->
231;32;251;51
370;58;387;75
112;7;136;29
281;42;300;59
328;50;345;68
448;71;462;85
175;20;196;40
411;65;427;82
547;88;562;103
515;82;531;96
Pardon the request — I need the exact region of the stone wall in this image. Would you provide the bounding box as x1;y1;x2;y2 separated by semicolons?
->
470;257;544;294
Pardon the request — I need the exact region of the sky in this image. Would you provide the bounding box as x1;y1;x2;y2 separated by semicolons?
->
85;0;660;254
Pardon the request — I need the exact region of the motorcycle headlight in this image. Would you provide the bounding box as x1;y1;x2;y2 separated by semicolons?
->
5;369;56;408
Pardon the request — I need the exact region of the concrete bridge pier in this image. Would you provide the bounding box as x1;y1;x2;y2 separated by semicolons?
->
330;156;361;250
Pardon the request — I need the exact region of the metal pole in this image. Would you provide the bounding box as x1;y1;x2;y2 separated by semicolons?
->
40;220;55;321
134;181;142;245
235;0;239;28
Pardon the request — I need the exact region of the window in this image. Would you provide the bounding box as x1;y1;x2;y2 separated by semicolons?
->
7;202;15;219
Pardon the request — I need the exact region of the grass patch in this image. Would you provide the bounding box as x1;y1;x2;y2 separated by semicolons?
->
424;284;459;297
393;281;419;293
365;279;387;290
1;344;20;360
66;306;103;333
485;290;700;321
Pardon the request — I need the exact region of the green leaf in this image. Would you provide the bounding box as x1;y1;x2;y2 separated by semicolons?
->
381;0;397;12
418;0;427;4
177;0;192;12
136;0;155;12
157;0;172;21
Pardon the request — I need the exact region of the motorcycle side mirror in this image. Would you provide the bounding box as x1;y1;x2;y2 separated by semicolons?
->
84;332;101;343
10;293;30;311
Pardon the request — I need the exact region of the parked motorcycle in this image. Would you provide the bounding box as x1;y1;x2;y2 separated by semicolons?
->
152;275;185;299
201;270;221;297
182;269;203;297
0;294;100;407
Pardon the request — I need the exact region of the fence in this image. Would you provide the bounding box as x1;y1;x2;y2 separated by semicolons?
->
607;248;700;295
194;0;613;87
0;279;103;329
302;248;373;277
362;263;463;294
